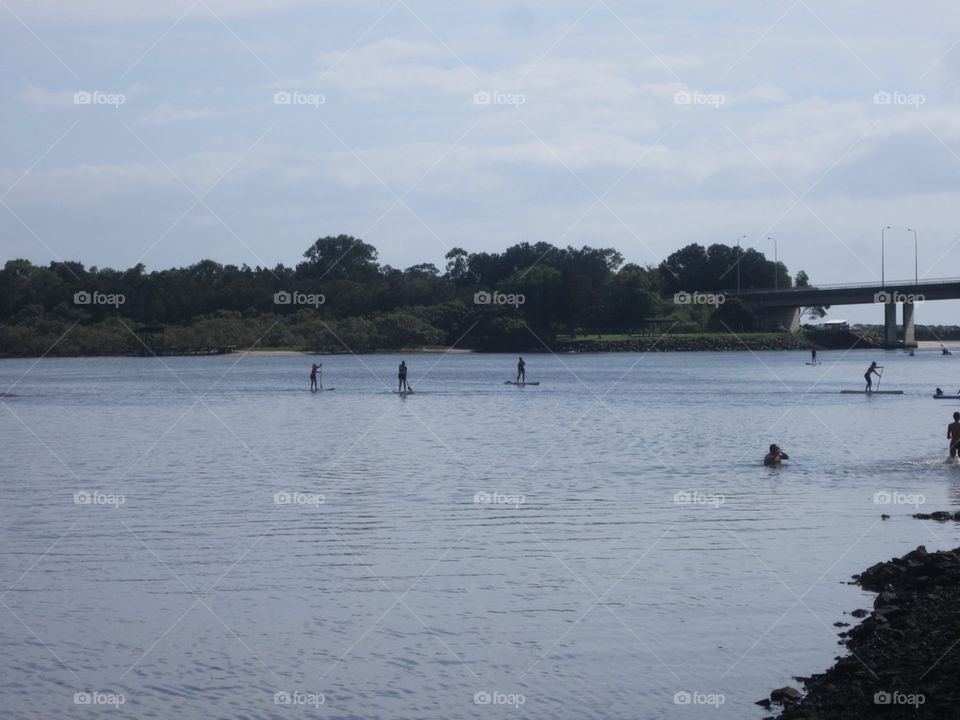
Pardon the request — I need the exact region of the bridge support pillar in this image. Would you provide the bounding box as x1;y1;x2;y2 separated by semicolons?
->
884;303;898;347
903;302;916;347
758;306;801;332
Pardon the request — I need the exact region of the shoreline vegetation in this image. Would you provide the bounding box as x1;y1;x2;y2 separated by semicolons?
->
3;235;959;358
763;541;960;719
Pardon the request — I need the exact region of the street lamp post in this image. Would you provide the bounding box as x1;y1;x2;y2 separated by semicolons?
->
881;225;891;287
736;234;746;293
907;227;918;285
767;236;778;290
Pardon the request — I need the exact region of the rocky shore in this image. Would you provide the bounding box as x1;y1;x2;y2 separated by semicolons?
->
553;335;811;353
763;544;960;719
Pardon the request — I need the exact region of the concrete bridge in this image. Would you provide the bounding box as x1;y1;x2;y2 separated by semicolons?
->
722;277;960;346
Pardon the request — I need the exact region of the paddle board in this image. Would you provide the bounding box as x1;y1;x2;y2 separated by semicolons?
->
933;394;959;399
805;362;821;366
840;390;904;395
504;381;540;386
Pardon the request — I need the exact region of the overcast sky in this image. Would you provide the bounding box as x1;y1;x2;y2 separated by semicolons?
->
3;0;960;324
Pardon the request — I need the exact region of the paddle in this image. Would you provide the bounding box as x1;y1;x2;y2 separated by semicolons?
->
876;366;884;392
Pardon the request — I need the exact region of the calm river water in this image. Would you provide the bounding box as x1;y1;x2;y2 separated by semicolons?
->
2;350;960;719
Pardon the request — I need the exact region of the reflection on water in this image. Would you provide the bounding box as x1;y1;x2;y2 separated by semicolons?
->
1;350;960;719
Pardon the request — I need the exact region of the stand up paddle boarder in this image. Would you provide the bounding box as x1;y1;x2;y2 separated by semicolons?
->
516;357;526;384
310;363;322;392
764;443;789;466
398;360;409;393
811;348;817;364
949;412;960;459
864;361;881;392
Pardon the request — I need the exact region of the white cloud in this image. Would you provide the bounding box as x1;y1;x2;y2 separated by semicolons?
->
136;102;215;125
18;85;77;110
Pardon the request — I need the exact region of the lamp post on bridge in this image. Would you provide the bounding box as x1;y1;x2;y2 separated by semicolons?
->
736;234;746;293
767;236;778;290
881;225;891;287
907;227;918;285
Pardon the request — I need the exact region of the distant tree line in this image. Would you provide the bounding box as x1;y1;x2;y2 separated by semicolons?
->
0;235;809;356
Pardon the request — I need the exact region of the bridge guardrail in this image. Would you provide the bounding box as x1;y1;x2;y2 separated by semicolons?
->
721;277;960;296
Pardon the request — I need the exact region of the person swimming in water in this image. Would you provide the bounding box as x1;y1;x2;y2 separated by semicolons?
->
398;360;409;393
517;356;526;384
310;363;322;392
864;361;881;392
763;443;789;466
949;412;960;459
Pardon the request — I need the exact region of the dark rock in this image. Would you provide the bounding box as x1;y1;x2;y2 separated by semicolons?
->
756;698;772;708
770;686;803;704
767;544;960;719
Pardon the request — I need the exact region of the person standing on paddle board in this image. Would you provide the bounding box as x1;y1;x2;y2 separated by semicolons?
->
948;412;960;458
811;348;817;364
864;361;881;392
516;357;526;384
310;363;322;392
763;443;789;467
398;360;409;393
